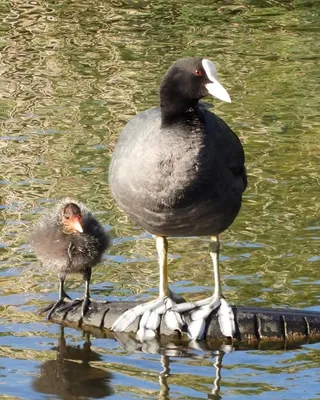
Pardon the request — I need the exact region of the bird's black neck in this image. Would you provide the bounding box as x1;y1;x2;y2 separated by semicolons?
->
160;82;200;125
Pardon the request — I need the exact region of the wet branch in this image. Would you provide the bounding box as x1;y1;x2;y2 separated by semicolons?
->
43;299;320;343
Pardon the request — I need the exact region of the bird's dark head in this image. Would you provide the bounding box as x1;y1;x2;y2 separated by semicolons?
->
160;57;231;119
60;203;83;234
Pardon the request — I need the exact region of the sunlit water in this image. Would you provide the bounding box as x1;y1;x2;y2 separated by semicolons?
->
0;0;319;398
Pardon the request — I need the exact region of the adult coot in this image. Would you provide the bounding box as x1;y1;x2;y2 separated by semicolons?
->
109;57;247;340
30;199;110;319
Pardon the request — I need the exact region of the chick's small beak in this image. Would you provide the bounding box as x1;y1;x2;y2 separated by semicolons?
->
71;217;83;233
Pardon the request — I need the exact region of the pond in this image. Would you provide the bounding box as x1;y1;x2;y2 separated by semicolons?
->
0;0;319;398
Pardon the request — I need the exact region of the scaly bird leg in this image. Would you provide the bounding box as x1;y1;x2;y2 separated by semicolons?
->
58;267;93;317
112;236;185;340
174;236;235;340
81;267;92;317
45;274;72;319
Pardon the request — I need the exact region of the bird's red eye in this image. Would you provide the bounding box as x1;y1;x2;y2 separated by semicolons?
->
194;70;202;76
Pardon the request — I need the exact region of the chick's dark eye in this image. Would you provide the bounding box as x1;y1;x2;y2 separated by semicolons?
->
194;70;202;76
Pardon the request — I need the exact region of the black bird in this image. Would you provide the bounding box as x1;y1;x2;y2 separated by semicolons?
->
109;57;247;340
30;199;110;319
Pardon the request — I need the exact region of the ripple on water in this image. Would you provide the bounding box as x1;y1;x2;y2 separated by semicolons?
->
0;0;319;398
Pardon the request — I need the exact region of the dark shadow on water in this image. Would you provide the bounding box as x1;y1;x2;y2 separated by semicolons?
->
32;326;114;399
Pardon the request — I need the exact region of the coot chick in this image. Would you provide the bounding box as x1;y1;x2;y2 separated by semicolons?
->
109;57;247;340
30;199;110;319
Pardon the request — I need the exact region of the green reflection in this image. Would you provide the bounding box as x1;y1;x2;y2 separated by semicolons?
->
0;0;319;398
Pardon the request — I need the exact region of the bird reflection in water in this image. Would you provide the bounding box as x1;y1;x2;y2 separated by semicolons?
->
114;332;226;400
158;351;225;400
208;349;224;400
32;326;113;399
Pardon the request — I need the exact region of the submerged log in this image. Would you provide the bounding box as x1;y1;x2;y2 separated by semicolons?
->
46;299;320;343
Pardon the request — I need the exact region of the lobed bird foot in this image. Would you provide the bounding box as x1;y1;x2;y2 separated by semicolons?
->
40;291;72;316
58;298;82;312
40;302;58;314
173;296;235;340
112;296;186;341
45;298;68;320
58;297;92;317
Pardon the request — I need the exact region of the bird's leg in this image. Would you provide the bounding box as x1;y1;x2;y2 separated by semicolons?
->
112;236;185;340
44;274;71;319
209;236;235;337
156;239;185;301
58;267;93;316
210;236;222;299
174;236;235;340
58;274;72;301
81;267;92;317
158;236;169;298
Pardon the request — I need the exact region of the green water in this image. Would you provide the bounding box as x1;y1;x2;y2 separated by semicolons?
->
0;0;319;399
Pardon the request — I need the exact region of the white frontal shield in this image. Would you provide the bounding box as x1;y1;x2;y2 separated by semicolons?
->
202;59;231;103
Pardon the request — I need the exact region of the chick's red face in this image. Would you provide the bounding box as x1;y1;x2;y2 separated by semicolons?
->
62;203;83;233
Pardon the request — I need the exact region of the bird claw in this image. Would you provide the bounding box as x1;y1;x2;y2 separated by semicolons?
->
58;298;82;313
164;310;184;332
112;296;186;340
40;302;58;314
45;298;67;320
57;297;92;317
188;319;207;340
40;288;73;318
174;296;235;340
217;298;235;338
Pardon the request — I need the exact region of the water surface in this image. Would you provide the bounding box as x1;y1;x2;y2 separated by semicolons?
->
0;0;319;398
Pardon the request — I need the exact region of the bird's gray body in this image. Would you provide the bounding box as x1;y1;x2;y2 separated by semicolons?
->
109;105;246;237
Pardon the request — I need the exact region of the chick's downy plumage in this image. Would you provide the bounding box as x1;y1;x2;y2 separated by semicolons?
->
30;199;110;318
